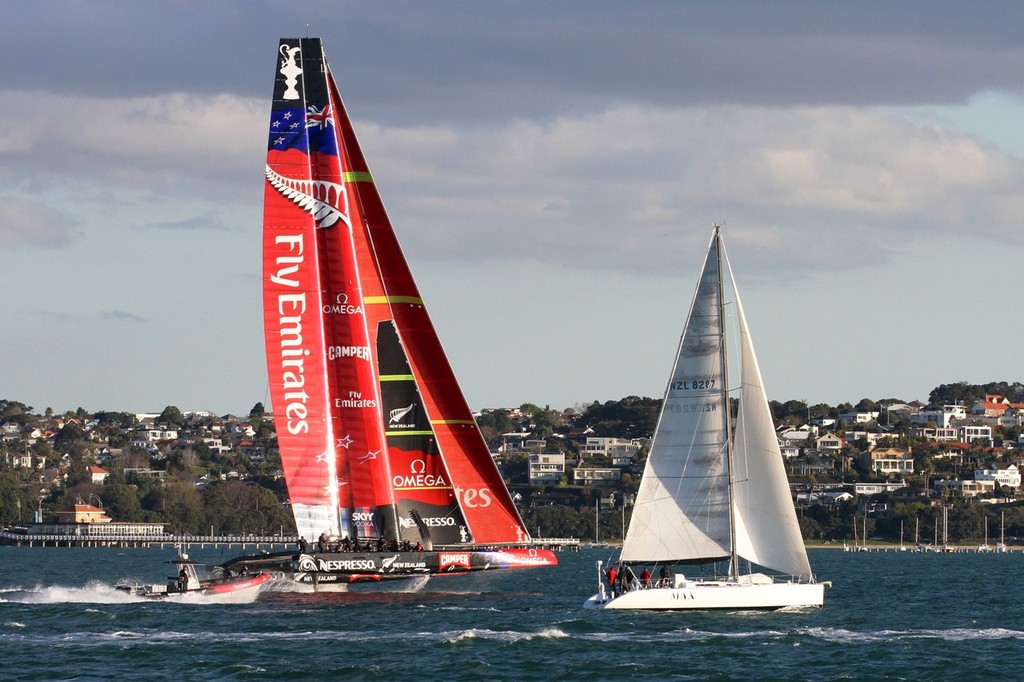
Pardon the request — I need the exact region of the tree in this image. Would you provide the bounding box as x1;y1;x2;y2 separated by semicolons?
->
162;483;204;534
575;396;660;438
855;398;878;413
53;422;86;454
158;405;185;427
103;482;144;522
520;504;585;539
0;471;34;526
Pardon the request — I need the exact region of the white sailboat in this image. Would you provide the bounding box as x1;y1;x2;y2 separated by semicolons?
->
584;227;826;610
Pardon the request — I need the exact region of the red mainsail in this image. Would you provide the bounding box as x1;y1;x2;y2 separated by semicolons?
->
262;38;528;546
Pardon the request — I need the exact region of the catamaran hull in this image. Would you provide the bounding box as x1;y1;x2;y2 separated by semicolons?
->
223;548;558;588
583;581;825;611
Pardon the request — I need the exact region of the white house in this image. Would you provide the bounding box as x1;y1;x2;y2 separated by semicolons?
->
854;482;906;495
959;424;993;445
974;463;1021;489
838;411;880;425
933;478;995;499
844;431;886;448
578;437;642;460
911;426;958;442
528;452;566;484
572;467;620;486
89;465;110;484
911;404;967;428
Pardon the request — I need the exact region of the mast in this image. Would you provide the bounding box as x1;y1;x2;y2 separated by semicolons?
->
714;225;739;578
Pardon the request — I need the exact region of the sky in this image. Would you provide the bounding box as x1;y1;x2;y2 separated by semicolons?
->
1;1;1023;416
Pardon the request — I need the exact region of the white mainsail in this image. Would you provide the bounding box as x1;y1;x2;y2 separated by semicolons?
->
621;235;731;565
621;228;812;579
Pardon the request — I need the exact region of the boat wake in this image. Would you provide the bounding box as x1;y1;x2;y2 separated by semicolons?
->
0;582;140;604
0;581;262;605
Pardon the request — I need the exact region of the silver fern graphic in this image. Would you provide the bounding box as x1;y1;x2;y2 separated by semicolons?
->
389;403;416;424
266;165;349;229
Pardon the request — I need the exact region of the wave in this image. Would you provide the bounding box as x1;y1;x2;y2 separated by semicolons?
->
803;626;1024;643
442;627;570;644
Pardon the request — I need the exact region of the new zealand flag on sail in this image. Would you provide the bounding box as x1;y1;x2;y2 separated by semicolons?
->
268;105;340;156
268;38;339;157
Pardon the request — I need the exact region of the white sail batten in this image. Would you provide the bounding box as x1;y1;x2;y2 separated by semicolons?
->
621;233;731;564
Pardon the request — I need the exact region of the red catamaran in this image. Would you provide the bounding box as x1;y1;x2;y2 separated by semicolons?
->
224;38;557;589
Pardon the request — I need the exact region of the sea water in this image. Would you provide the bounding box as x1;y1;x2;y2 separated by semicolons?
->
0;545;1020;681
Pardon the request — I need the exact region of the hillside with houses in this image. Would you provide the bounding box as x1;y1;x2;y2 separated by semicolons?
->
2;381;1024;544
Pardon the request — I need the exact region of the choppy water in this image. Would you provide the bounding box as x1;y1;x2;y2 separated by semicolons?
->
1;545;1021;680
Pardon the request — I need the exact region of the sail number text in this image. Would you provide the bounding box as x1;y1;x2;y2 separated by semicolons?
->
671;379;716;390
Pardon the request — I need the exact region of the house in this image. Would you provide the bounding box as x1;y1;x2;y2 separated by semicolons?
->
933;478;995;499
911;426;958;442
837;411;879;425
843;431;886;448
790;459;833;476
56;503;111;524
780;443;801;459
959;424;993;446
499;432;532;452
578;437;642;460
528;452;565;484
869;448;914;475
971;394;1014;418
998;409;1024;429
911;404;967;428
974;462;1022;489
816;434;845;455
123;468;166;480
884;403;920;421
89;465;110;484
854;482;906;496
572;467;620;487
3;452;33;468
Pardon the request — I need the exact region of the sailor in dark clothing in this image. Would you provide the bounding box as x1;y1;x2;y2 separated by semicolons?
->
298;537;308;553
659;565;673;587
317;532;328;553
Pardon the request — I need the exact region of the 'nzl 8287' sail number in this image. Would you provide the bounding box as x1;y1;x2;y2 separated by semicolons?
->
671;379;716;391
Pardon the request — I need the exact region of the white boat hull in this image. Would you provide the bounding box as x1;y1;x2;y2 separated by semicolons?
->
583;575;825;611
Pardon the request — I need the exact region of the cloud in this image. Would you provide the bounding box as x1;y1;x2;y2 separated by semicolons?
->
103;310;147;323
358;104;1024;276
0;197;76;248
145;212;231;232
0;91;264;198
2;82;1020;280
